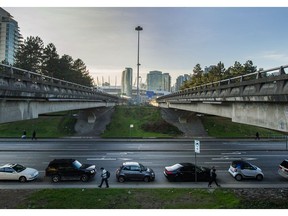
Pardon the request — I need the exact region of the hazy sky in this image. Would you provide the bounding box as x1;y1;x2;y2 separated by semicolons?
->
3;5;288;85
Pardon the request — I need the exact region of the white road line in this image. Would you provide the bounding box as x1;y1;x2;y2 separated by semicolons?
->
87;158;117;161
212;157;257;161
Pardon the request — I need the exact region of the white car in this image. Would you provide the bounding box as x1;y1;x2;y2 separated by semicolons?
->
278;159;288;179
0;163;39;182
228;160;264;181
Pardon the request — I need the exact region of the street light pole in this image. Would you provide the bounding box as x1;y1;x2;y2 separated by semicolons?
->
135;26;143;105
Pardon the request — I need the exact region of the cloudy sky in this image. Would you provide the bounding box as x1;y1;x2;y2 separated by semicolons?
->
3;1;288;86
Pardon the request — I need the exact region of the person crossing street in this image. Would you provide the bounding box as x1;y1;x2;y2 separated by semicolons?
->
98;167;109;188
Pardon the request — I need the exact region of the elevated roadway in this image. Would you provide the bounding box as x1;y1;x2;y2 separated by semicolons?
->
156;65;288;132
0;64;121;123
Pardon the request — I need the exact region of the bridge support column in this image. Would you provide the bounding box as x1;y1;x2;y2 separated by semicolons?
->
87;112;97;124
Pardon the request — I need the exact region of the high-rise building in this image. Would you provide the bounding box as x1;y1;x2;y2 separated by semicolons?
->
175;74;190;91
121;67;133;97
0;8;21;65
162;73;171;92
147;70;171;92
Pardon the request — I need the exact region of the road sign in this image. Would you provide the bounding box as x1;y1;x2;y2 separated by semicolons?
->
194;140;200;153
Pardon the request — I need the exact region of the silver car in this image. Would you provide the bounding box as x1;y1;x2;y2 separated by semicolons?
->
228;160;264;181
0;163;39;182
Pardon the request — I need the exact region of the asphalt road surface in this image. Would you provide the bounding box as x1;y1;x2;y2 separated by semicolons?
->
0;138;288;189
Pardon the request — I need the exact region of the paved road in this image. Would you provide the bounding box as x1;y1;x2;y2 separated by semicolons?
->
0;138;288;189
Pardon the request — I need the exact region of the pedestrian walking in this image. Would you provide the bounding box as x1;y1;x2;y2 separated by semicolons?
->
21;130;26;139
208;166;220;187
255;132;260;140
98;167;109;188
32;130;37;140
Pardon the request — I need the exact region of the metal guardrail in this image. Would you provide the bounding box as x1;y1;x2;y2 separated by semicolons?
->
157;64;288;101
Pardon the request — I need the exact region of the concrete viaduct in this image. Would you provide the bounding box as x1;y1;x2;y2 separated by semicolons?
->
0;64;120;124
156;65;288;133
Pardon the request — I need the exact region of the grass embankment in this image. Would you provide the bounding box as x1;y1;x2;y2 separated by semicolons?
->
0;106;284;138
19;188;240;209
0;112;76;138
201;115;284;138
17;188;288;209
101;106;182;138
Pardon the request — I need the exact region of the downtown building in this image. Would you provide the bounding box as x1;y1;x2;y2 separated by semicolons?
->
0;8;22;65
121;67;133;97
146;70;171;92
175;74;190;91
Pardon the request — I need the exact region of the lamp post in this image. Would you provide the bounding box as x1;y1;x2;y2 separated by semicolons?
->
135;26;143;105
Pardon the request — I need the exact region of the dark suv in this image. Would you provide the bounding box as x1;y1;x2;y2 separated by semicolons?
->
45;159;96;183
116;162;155;183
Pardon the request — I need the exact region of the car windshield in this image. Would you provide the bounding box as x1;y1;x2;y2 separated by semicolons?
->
139;164;147;171
12;164;26;172
72;160;82;169
280;160;288;168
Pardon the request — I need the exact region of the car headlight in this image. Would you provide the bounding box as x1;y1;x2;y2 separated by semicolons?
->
90;170;95;174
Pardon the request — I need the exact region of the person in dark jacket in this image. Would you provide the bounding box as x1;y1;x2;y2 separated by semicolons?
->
32;130;37;140
208;166;220;187
98;167;109;188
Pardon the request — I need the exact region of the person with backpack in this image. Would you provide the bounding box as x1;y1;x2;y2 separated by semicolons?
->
208;166;220;187
98;167;110;188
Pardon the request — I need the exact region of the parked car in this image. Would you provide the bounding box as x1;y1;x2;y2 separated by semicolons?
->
164;163;210;182
0;163;39;182
278;159;288;179
45;159;96;183
116;162;155;182
228;160;264;181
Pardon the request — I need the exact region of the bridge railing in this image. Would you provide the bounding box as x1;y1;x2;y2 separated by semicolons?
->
157;64;288;101
0;63;120;102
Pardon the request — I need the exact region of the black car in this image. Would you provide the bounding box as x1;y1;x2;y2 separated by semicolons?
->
45;159;96;183
164;163;210;182
116;162;155;182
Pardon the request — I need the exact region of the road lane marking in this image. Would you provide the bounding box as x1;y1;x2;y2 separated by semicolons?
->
87;158;116;161
212;157;257;161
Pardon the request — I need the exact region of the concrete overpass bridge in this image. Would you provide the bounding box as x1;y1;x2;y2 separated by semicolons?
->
0;63;121;124
156;65;288;133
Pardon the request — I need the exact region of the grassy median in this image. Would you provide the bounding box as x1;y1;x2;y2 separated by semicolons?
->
18;188;240;209
101;106;182;138
15;188;288;209
0;105;284;138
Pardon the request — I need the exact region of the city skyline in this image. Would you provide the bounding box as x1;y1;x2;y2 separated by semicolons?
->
3;6;288;86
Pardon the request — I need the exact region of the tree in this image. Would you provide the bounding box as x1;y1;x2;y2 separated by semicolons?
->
230;61;245;77
243;60;257;74
14;36;44;73
57;54;74;81
42;43;59;77
72;59;94;86
208;61;225;83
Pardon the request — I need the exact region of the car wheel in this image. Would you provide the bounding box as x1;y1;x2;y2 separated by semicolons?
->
118;176;125;183
19;176;27;183
51;175;60;183
235;174;242;181
143;176;150;182
256;174;263;181
80;174;89;182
